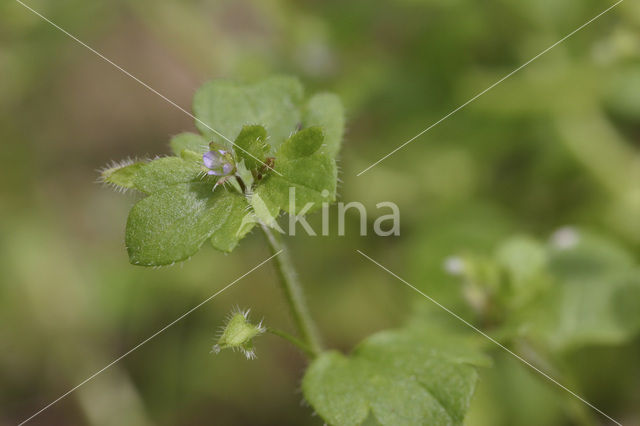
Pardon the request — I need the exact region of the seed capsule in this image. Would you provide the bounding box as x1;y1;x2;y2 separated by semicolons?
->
212;308;265;360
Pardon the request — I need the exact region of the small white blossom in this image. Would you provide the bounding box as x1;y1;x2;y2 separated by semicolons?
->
550;226;580;249
443;256;465;276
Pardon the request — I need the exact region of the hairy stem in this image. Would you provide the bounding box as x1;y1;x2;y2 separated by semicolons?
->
267;327;316;359
261;225;323;357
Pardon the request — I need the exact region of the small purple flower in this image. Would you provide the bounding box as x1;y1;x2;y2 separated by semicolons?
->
203;150;235;176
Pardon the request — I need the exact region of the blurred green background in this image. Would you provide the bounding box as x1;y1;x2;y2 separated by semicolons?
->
2;0;640;424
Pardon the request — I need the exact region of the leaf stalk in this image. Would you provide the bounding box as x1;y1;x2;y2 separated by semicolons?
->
261;225;323;357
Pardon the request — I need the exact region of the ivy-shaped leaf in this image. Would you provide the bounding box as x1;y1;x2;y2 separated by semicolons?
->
252;127;336;218
133;156;203;194
170;132;209;155
234;124;269;170
303;327;490;426
210;200;255;253
126;183;249;266
193;76;304;150
303;93;345;158
101;161;147;191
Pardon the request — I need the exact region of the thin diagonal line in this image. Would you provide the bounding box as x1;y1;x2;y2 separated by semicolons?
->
356;0;624;176
356;250;622;426
18;250;282;426
14;0;282;177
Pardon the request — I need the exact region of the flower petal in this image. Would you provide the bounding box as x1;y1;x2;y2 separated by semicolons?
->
203;151;222;169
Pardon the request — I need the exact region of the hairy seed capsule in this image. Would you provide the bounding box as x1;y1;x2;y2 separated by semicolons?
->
212;308;265;360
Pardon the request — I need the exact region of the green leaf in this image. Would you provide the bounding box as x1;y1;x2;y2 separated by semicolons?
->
234;124;269;170
495;236;550;308
179;148;203;164
504;231;640;351
209;195;255;253
252;127;336;217
125;183;249;266
548;232;634;280
250;188;280;228
133;156;203;194
170;132;209;155
193;76;303;151
515;271;640;350
100;161;147;191
278;126;324;158
496;236;547;286
303;327;490;426
303;93;345;158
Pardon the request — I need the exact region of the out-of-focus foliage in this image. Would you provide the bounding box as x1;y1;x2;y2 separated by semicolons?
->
2;0;640;425
512;232;640;351
440;229;640;351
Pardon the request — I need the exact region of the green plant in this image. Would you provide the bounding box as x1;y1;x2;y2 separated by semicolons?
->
447;230;640;351
101;76;640;425
101;76;490;425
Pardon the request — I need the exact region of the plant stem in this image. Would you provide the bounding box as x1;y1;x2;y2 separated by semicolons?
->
267;327;316;359
261;225;323;357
